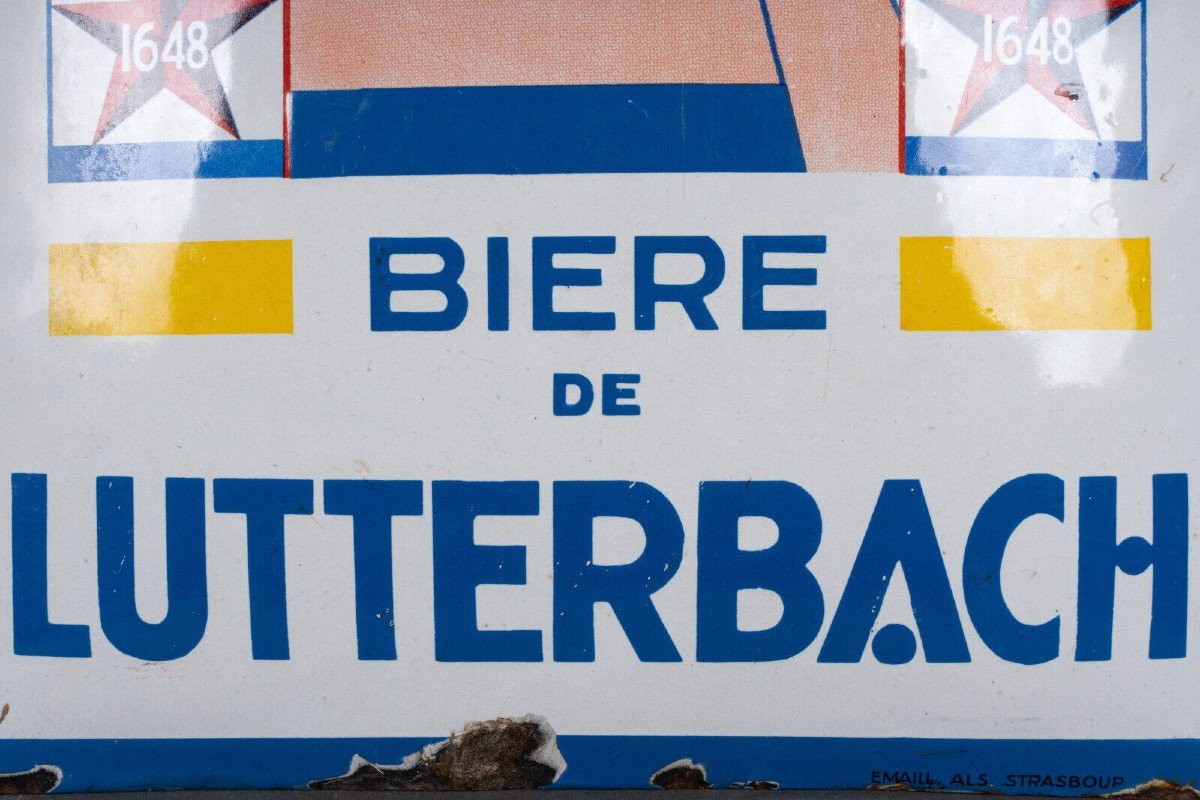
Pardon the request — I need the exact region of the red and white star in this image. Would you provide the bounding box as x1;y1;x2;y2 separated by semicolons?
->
54;0;277;143
918;0;1141;134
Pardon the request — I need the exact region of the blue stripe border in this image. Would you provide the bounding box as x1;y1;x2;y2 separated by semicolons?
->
3;736;1198;793
47;140;284;183
905;136;1148;180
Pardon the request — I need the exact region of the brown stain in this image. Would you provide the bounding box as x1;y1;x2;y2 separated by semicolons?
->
652;759;712;790
731;780;779;790
0;766;61;795
310;716;560;791
1107;780;1200;800
0;704;8;726
867;783;920;792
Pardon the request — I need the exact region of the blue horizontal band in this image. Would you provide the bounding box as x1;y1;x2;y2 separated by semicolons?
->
47;140;284;183
288;83;806;177
905;136;1148;180
2;735;1193;792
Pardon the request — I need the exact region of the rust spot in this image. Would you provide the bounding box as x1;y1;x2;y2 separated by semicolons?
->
731;780;779;790
1055;83;1083;101
0;704;8;726
652;759;712;790
0;766;61;794
1107;780;1200;800
866;783;920;792
310;715;563;791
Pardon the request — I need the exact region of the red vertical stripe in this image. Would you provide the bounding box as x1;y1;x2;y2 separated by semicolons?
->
898;0;906;174
282;0;291;178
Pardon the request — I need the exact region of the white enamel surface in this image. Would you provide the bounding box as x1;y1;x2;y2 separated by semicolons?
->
0;0;1197;744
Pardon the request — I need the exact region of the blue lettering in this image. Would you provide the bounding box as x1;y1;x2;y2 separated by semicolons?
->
963;474;1063;665
553;481;683;662
213;478;314;660
370;237;468;331
11;473;91;658
553;373;594;416
487;236;510;331
97;476;207;661
696;481;823;661
433;481;542;662
818;480;969;664
633;236;724;330
323;479;423;661
532;236;617;331
1077;474;1188;660
742;235;826;330
601;373;640;416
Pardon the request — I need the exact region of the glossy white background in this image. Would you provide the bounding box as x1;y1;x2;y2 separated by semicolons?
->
1;0;1198;742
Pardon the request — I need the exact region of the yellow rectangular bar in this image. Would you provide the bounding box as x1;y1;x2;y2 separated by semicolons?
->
900;237;1151;331
49;240;293;336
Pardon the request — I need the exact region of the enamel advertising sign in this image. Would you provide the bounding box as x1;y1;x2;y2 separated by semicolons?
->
2;0;1197;793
